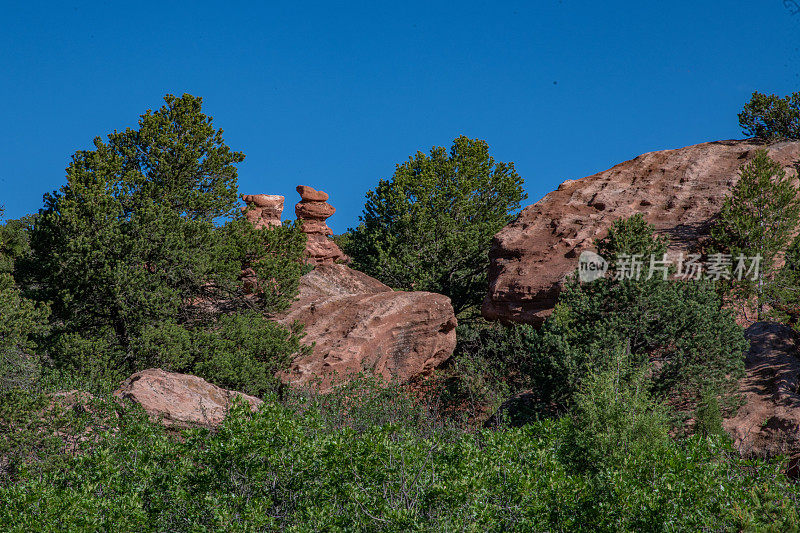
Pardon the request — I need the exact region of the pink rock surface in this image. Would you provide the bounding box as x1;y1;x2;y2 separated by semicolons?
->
114;368;263;427
278;264;457;390
483;139;800;325
241;194;284;228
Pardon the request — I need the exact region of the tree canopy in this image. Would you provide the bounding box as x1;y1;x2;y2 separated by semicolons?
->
24;94;307;393
342;136;526;317
738;91;800;140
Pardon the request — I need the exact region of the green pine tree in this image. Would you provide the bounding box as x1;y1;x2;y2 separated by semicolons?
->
711;149;800;321
343;136;526;317
25;95;308;393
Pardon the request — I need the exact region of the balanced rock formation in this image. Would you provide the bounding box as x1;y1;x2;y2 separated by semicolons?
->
724;322;800;458
295;185;349;264
278;263;457;390
241;194;284;228
114;368;263;428
483;139;800;325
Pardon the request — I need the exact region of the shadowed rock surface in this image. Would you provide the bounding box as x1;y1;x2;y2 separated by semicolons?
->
483;139;800;325
278;263;457;390
114;368;263;427
294;185;349;265
724;322;800;458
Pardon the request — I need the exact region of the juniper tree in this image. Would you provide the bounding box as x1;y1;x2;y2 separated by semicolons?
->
739;91;800;140
26;95;307;393
711;149;800;320
343;136;526;317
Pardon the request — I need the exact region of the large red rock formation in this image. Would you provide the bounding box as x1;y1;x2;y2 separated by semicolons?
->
114;368;263;428
724;322;800;458
294;185;349;265
277;263;457;390
483;139;800;325
241;194;284;228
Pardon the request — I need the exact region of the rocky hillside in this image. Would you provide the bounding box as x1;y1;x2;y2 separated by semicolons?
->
483;139;800;325
243;185;457;390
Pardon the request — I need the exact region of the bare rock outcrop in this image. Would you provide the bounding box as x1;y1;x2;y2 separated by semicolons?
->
241;194;284;228
239;187;457;389
278;263;457;390
294;185;349;265
724;322;800;458
483;139;800;325
114;368;263;428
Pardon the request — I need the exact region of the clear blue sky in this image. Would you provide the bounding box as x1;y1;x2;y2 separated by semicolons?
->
2;1;799;233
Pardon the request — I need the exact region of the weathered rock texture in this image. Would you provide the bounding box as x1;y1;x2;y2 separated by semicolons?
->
724;322;800;458
294;185;349;265
114;368;263;428
483;139;800;325
277;263;457;390
241;194;284;228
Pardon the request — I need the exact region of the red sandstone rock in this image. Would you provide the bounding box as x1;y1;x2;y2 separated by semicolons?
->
295;201;336;220
293;184;348;264
296;184;329;202
114;368;263;428
483;139;800;325
241;194;284;229
277;264;457;390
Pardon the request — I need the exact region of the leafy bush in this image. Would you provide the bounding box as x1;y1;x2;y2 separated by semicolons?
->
22;95;307;391
343;136;526;316
1;384;799;532
0;210;50;393
739;90;800;140
561;344;671;473
434;320;538;422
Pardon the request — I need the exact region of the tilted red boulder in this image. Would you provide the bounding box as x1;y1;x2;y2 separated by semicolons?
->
483;139;800;325
114;368;263;427
277;264;457;390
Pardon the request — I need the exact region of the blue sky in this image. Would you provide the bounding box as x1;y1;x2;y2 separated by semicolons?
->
1;1;799;233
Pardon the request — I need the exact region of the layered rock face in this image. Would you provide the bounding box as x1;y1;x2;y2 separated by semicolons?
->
241;194;284;228
295;185;349;264
277;263;457;390
114;368;263;428
239;186;457;389
724;322;800;458
483;139;800;325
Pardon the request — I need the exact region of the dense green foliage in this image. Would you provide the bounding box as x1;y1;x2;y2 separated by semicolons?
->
533;275;747;409
20;95;308;394
771;234;800;325
1;382;798;532
343;136;526;316
594;213;670;268
526;215;747;411
711;149;800;320
738;91;800;140
0;210;50;392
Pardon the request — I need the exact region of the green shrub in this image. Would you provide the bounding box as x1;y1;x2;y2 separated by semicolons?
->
436;320;538;423
2;384;799;532
343;136;526;316
694;387;725;438
23;95;307;392
738;90;800;140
